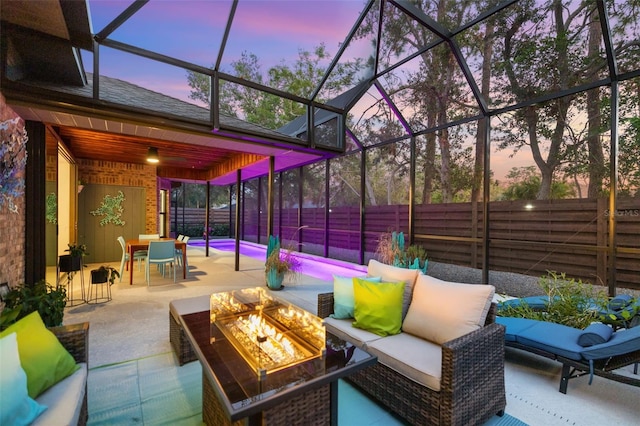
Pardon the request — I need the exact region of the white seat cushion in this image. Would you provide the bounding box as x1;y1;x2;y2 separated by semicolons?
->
323;317;383;349
365;333;443;392
33;363;87;426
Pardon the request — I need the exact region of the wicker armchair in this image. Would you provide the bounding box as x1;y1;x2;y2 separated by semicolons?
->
318;293;506;426
49;322;90;426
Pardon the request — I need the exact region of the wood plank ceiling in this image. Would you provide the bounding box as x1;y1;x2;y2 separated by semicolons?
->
52;125;238;172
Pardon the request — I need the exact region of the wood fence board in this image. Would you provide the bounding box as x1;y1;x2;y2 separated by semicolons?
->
174;198;640;290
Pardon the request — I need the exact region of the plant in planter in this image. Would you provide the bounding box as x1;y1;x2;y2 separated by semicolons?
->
1;280;66;328
265;235;301;290
59;243;89;279
65;243;89;258
404;243;428;273
375;231;428;273
91;265;120;286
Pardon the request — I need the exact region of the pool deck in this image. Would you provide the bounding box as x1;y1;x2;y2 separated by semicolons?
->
59;241;640;426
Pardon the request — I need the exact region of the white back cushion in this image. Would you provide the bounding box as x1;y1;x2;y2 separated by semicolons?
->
402;274;494;345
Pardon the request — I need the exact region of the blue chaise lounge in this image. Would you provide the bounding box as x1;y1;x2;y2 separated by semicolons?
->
496;316;640;393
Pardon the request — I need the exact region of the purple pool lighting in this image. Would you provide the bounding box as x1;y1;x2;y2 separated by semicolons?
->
191;239;367;281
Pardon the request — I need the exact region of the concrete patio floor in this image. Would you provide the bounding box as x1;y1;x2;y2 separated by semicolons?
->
56;244;640;426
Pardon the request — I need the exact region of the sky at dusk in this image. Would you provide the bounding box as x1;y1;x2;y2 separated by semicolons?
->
84;0;368;103
80;0;560;182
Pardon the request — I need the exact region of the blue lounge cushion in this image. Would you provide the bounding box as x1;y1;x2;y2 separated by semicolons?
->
608;294;633;311
498;316;640;362
496;317;539;342
499;296;550;311
579;325;640;361
577;323;613;347
501;318;585;360
498;315;640;386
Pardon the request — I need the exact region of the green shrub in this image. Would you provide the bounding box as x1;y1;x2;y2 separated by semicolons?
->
375;231;428;273
498;271;608;329
1;280;66;328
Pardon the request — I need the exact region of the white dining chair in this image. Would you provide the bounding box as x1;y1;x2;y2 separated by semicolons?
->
175;235;190;272
117;236;146;281
139;234;160;240
136;234;159;263
145;240;177;285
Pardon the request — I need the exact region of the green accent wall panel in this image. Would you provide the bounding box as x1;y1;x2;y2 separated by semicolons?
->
78;185;146;263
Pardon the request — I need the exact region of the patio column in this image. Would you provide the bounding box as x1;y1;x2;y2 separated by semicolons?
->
235;169;241;271
25;120;47;285
267;156;274;240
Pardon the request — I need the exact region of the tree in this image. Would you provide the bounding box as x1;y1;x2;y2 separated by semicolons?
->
500;166;575;200
492;0;640;200
357;0;481;204
188;44;360;129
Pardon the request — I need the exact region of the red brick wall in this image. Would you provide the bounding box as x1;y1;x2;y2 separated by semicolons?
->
78;160;159;234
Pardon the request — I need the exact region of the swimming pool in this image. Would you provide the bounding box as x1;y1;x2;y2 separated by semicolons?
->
190;239;367;281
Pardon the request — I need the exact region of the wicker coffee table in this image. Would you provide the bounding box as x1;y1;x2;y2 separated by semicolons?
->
180;309;376;426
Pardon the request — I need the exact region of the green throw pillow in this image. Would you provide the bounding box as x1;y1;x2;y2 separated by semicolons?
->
0;311;79;398
331;275;381;319
352;278;404;336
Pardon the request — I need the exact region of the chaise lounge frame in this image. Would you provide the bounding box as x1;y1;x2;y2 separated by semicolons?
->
318;293;506;426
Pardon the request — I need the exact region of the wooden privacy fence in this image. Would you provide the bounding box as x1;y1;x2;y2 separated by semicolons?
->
223;198;640;290
172;207;229;235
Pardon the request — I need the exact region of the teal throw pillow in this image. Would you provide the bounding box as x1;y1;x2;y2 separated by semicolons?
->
352;278;404;336
0;332;47;425
331;275;381;319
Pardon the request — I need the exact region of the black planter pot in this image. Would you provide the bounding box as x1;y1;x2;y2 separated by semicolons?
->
58;255;82;273
91;269;109;284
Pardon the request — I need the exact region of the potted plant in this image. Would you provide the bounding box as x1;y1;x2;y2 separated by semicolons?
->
375;231;428;273
59;243;89;273
264;235;301;290
1;280;66;328
91;265;120;286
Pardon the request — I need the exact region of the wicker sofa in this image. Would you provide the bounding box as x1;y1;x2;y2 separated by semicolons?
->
318;261;506;426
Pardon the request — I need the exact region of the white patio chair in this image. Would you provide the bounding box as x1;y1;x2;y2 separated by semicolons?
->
117;236;146;281
145;240;177;285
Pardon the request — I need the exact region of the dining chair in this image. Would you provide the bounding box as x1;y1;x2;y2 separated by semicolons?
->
117;236;146;281
136;234;158;262
145;240;177;285
175;235;190;272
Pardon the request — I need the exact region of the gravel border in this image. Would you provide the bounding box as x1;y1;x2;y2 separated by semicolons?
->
426;260;640;299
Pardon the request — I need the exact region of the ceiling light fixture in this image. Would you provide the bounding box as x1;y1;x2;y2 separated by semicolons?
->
147;147;159;163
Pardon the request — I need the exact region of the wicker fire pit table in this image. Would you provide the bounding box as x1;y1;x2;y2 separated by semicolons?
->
179;288;377;426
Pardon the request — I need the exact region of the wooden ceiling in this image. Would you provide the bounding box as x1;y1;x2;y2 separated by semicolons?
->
49;125;238;172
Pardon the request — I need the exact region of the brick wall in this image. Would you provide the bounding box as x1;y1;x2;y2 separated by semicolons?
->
0;95;27;288
78;160;158;234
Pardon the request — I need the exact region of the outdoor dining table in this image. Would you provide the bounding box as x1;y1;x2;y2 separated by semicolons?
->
126;238;187;285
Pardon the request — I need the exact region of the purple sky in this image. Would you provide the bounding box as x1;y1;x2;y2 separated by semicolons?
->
85;0;367;103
